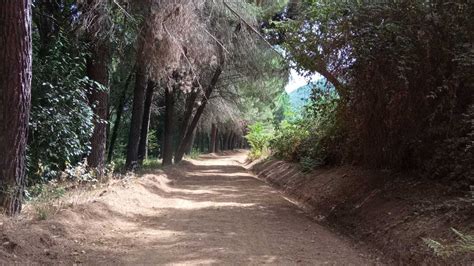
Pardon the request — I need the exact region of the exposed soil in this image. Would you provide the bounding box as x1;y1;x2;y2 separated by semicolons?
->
0;151;379;265
251;158;474;265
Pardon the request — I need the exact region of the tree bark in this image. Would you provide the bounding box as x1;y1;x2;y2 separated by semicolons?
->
107;69;133;162
125;13;154;170
32;0;61;57
137;80;155;163
222;132;229;150
174;47;225;162
210;124;217;153
126;65;147;169
314;64;347;97
162;87;175;166
200;132;206;153
229;132;235;150
204;133;210;152
196;131;202;152
86;44;109;176
83;0;111;177
185;128;196;155
0;0;32;215
175;90;198;154
217;131;223;152
221;132;225;151
174;85;216;162
228;132;233;150
217;131;221;152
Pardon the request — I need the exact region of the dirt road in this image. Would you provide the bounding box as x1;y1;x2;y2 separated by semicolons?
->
2;152;376;265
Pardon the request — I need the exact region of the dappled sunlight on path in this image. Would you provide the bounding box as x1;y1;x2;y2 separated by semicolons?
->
5;151;375;265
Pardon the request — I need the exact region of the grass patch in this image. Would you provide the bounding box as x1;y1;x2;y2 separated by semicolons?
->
187;148;202;160
26;182;67;220
141;158;162;170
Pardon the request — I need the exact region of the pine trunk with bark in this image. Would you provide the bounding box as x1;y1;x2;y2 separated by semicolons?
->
86;44;109;176
125;64;147;170
229;132;235;150
0;0;32;215
217;132;223;152
125;15;153;170
137;80;155;163
210;124;217;153
196;131;202;153
162;87;175;166
185;128;196;155
174;47;225;162
107;70;133;162
175;90;198;154
200;133;207;153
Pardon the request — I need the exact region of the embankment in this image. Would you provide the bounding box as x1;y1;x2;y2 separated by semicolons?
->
250;159;473;264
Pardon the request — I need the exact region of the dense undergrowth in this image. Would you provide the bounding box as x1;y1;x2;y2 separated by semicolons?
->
29;34;95;183
245;3;473;257
245;1;474;187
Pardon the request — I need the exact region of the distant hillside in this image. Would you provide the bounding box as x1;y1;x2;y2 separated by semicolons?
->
288;79;335;112
289;83;312;112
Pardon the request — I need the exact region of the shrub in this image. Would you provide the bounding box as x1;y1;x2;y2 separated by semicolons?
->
188;148;202;160
271;120;309;161
245;122;273;160
29;33;94;183
424;104;474;185
25;181;67;220
271;85;344;167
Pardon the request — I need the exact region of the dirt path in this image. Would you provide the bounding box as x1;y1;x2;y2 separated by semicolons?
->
2;152;377;265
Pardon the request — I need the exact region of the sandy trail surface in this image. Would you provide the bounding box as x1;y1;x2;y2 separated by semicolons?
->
1;151;376;265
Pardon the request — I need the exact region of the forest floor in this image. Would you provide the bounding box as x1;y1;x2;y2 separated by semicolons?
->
0;151;379;265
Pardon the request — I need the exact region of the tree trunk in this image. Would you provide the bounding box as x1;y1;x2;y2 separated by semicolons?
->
125;64;147;170
137;80;155;163
217;131;223;152
86;44;109;176
195;130;201;152
0;0;32;215
229;132;235;150
125;15;153;170
197;131;203;152
205;133;210;152
216;128;220;152
175;90;198;154
223;132;229;150
200;133;206;153
32;0;60;57
228;132;233;150
198;131;205;153
236;135;241;149
221;133;225;151
199;131;207;153
107;70;133;162
174;49;225;163
156;95;165;159
162;87;175;166
185;128;196;155
210;124;217;153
